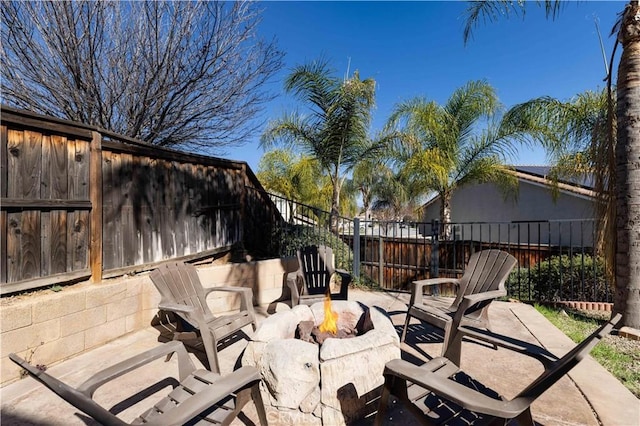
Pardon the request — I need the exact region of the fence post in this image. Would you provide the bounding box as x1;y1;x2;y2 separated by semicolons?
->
430;220;439;278
378;234;384;287
89;131;103;283
353;217;360;280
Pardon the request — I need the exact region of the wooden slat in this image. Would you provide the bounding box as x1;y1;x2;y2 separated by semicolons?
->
90;131;103;282
6;212;20;282
110;151;124;268
120;152;136;266
175;162;187;256
1;210;7;283
67;210;89;271
51;134;69;199
6;129;23;199
22;130;43;200
101;150;116;270
187;163;197;255
50;210;67;274
40;134;51;199
69;138;90;199
137;155;153;263
20;210;40;280
0;198;91;210
41;210;50;276
1;125;7;199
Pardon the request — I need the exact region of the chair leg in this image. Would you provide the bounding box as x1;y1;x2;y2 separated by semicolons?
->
201;331;221;373
401;313;412;343
374;377;393;426
440;322;453;356
443;329;464;366
165;333;180;362
251;382;269;426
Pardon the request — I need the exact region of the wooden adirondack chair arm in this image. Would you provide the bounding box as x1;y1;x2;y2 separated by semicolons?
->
77;341;196;397
149;366;262;426
203;286;254;311
158;302;195;315
384;358;530;419
410;278;461;305
460;289;507;308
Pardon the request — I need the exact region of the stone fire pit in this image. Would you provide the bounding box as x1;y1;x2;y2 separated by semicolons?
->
241;300;400;425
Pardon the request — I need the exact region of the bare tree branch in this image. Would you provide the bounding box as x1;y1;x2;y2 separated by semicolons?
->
1;0;283;153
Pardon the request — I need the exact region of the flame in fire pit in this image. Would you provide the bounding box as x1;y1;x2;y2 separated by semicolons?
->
318;292;338;335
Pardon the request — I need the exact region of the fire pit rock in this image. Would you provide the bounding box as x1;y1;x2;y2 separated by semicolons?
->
242;300;400;425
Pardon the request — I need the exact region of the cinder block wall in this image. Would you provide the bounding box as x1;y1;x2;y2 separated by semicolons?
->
0;257;297;386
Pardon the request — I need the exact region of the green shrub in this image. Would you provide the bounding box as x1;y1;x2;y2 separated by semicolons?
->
272;223;354;273
508;254;610;302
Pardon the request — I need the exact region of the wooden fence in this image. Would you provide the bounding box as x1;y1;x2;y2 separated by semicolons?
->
0;106;278;295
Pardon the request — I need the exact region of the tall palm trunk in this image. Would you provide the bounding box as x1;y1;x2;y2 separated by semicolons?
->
440;190;453;239
615;0;640;328
330;175;341;234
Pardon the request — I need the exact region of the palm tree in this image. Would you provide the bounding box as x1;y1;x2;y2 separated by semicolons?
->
256;149;323;207
388;80;518;237
261;59;382;232
371;169;423;223
503;90;613;257
348;158;392;220
463;0;640;330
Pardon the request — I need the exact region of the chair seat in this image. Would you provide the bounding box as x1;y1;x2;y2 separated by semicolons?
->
209;311;255;340
135;369;238;425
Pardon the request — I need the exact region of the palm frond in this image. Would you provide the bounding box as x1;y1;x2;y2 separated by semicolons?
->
463;1;564;44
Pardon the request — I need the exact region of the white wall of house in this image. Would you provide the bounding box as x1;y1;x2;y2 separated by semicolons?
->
421;179;596;246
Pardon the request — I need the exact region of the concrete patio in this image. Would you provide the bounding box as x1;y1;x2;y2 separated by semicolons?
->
1;288;638;425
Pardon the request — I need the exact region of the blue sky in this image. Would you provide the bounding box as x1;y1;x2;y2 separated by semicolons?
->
223;1;625;172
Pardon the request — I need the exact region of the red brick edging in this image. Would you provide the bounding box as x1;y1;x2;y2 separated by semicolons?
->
548;301;613;311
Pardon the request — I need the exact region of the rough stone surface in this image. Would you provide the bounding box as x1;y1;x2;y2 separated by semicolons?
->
299;386;321;414
320;342;400;423
259;339;319;409
252;304;314;342
243;300;401;425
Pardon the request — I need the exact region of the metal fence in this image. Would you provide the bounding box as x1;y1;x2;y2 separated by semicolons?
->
255;189;610;304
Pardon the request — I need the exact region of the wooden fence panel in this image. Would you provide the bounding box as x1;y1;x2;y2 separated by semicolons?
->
0;107;283;293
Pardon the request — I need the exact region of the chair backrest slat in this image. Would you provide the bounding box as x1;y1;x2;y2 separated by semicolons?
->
453;250;517;308
298;245;334;295
150;261;215;325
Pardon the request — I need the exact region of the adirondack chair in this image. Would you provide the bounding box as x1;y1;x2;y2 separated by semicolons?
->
150;261;258;373
375;313;621;426
10;341;268;426
286;244;352;306
401;250;517;356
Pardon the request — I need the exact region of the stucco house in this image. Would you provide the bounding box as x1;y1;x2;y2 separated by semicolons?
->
420;166;597;246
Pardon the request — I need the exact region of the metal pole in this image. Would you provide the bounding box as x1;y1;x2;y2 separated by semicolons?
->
431;220;439;278
353;217;360;279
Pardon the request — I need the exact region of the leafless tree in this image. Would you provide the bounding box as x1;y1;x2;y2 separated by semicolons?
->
1;0;283;152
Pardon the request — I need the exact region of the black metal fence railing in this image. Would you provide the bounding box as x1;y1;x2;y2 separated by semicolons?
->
246;188;610;303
